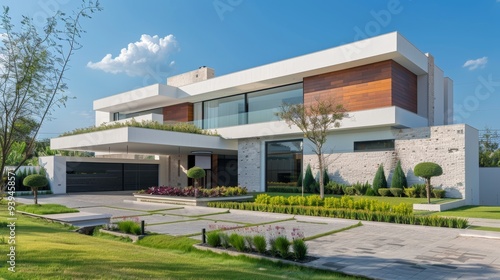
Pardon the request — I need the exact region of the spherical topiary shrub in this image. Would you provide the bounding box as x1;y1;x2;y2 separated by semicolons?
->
23;174;49;205
187;166;206;187
414;162;443;204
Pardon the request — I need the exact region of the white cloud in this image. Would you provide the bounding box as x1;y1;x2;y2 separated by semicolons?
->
87;34;179;77
463;56;488;70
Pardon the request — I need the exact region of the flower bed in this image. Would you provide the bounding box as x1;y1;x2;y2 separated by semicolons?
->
134;186;252;206
200;224;313;263
141;186;247;197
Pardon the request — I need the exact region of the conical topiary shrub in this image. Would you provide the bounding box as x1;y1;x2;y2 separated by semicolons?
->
303;164;315;193
391;161;407;189
372;164;387;195
323;169;330;186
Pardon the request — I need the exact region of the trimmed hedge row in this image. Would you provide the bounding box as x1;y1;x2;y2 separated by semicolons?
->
207;201;469;229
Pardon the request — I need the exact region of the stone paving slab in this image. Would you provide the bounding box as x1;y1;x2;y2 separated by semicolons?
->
203;209;292;224
80;206;148;218
109;200;183;212
120;214;197;225
156;206;230;217
147;220;243;236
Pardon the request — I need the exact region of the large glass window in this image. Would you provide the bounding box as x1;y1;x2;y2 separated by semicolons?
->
266;140;303;192
354;139;395;152
247;84;302;124
203;95;246;129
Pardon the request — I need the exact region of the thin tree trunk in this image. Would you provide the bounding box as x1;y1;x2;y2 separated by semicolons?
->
318;151;324;199
426;179;431;204
33;187;38;205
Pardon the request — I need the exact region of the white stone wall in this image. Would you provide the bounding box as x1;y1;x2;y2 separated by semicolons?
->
238;138;262;192
304;124;478;200
167;154;188;187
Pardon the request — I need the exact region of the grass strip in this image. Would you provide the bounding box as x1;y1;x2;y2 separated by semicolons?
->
468;226;500;232
17;203;79;215
304;222;363;241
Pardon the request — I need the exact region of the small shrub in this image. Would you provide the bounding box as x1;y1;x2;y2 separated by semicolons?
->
253;235;267;254
269;196;286;206
372;164;387;194
296;172;302;187
220;233;230;248
378;188;391;197
292;239;308;261
365;188;376;196
326;181;345;195
306;195;322;207
352;181;370;195
275;236;290;258
433;189;446;199
389;188;403;197
404;187;416;198
117;221;142;235
255;194;271;204
344;186;356;196
229;233;246;252
391;160;407;189
206;231;221;247
323;169;330;186
269;238;278;257
303;164;315;193
244;235;254;251
412;184;428;198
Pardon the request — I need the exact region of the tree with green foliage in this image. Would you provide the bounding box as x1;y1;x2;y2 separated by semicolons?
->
303;164;315;193
0;1;101;197
187;166;206;188
23;174;48;205
414;162;443;204
391;161;407;189
277;99;347;198
372;164;387;194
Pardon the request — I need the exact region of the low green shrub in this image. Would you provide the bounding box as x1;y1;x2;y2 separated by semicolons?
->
292;239;308;261
253;235;267;254
255;194;271;204
378;188;391;197
344;186;356;196
220;233;230;249
229;233;246;252
389;188;403;197
269;196;287;206
244;235;254;251
117;221;142;235
269;238;278;257
325;181;345;195
412;184;428;198
275;236;290;258
287;196;306;206
306;195;323;207
404;187;417;198
352;181;371;195
433;189;446;198
267;186;302;193
206;231;221;247
365;187;376;196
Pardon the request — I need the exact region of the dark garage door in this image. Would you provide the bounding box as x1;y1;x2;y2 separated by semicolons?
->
66;162;158;192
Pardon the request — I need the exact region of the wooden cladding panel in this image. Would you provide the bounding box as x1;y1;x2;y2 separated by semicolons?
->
391;61;417;113
303;60;417;113
163;103;194;122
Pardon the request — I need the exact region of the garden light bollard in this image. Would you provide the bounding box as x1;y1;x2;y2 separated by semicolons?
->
202;228;206;244
141;220;145;235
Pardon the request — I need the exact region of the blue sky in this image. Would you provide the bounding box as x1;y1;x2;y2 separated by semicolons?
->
3;0;500;139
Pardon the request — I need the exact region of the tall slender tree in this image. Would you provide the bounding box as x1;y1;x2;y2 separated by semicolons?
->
0;1;102;195
277;98;347;198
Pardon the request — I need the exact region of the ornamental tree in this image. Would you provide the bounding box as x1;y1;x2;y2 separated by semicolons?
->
277;99;347;198
413;162;443;204
187;166;206;188
391;161;407;189
372;164;387;194
23;174;48;205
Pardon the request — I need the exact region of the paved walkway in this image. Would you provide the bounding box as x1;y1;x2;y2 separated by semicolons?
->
16;192;500;280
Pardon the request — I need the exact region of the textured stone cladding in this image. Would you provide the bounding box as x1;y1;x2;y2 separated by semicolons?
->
304;124;468;199
238;138;261;192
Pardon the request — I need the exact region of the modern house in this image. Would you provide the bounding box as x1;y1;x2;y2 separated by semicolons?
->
42;32;480;205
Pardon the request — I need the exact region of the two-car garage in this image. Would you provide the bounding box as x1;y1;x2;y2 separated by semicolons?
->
66;162;158;192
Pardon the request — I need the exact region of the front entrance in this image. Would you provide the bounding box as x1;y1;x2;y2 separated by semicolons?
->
265;140;303;191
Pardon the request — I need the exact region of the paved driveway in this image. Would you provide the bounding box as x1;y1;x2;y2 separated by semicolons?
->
16;192;500;280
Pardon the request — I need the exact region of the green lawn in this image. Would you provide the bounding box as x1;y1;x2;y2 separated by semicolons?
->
0;202;365;280
17;203;79;215
262;192;455;206
433;206;500;219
